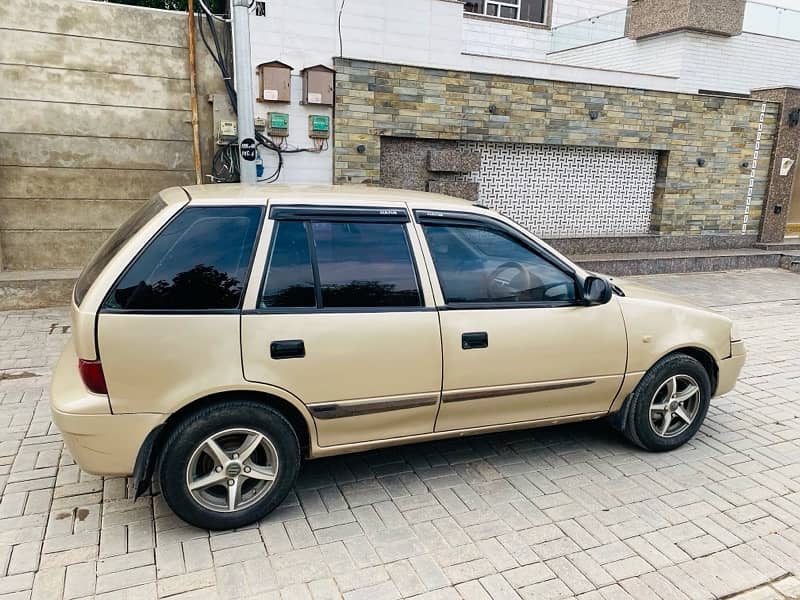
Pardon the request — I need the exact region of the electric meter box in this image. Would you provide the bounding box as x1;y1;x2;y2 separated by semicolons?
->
308;115;330;139
256;61;292;103
301;64;334;106
218;120;237;140
254;116;267;131
267;112;289;136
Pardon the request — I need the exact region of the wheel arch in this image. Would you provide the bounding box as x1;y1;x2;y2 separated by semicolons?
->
608;345;719;431
132;389;314;498
671;346;718;396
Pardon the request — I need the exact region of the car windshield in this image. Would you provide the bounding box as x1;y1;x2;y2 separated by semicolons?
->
74;195;167;306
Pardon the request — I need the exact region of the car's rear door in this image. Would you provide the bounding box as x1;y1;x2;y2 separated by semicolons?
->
413;210;627;432
241;203;442;449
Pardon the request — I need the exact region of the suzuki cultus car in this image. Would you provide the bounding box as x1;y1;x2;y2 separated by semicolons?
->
51;185;745;529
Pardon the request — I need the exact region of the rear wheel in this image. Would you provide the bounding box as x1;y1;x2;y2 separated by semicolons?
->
159;400;300;530
621;353;711;451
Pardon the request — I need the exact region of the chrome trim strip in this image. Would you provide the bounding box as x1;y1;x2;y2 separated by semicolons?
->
309;393;440;420
442;379;595;404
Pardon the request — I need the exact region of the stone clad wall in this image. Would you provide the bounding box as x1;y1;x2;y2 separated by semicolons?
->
334;58;779;235
0;0;227;271
627;0;745;40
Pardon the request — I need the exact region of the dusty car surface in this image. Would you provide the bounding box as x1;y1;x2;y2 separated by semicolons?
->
51;184;746;529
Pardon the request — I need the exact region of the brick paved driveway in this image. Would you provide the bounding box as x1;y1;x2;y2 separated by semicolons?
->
2;268;800;600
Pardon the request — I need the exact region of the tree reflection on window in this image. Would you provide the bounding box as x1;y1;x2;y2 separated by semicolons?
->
113;264;242;310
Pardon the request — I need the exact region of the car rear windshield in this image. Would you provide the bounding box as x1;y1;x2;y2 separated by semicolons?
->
74;196;167;307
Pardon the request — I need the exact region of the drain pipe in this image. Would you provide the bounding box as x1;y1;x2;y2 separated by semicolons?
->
187;0;203;184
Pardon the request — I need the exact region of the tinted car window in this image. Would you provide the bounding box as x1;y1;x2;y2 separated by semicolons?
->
423;224;576;304
105;206;262;310
260;221;316;308
312;222;421;308
74;195;166;306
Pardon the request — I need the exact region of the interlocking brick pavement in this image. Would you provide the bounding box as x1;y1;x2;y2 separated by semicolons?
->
1;268;800;599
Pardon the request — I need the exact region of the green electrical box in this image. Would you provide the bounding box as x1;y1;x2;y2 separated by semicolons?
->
267;112;289;136
308;115;330;139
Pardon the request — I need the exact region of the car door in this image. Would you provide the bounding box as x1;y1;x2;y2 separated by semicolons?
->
241;204;442;448
413;210;627;432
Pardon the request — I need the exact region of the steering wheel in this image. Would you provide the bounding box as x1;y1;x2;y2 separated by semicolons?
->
487;261;532;299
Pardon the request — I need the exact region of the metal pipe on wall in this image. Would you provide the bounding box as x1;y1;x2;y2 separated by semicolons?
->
187;0;203;184
231;0;257;184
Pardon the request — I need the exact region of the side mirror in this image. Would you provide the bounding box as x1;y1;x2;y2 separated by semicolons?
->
582;275;613;306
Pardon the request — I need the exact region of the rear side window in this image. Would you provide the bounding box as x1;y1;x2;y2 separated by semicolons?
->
261;221;316;308
74;195;166;306
259;220;421;309
105;206;262;311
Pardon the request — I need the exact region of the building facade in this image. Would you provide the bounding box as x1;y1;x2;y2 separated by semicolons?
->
248;0;800;241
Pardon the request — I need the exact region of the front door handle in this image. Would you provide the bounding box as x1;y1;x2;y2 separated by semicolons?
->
270;339;305;359
462;331;488;350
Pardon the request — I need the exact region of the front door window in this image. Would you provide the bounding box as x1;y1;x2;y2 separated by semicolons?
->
422;223;577;305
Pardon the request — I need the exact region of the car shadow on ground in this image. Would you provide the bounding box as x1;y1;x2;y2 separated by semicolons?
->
291;418;643;494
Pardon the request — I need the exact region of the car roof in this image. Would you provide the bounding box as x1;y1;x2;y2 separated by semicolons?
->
180;183;476;211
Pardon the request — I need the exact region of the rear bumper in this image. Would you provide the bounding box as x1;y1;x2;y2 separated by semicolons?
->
51;407;164;476
716;340;746;397
50;338;164;476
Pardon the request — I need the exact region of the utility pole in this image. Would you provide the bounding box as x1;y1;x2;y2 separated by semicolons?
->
231;0;257;184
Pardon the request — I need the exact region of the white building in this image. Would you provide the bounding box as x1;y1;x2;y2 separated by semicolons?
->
243;0;800;242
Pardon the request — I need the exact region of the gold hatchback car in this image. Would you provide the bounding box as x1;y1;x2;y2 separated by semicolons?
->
51;184;745;529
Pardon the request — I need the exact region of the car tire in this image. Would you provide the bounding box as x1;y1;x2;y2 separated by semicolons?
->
621;353;712;452
158;400;300;530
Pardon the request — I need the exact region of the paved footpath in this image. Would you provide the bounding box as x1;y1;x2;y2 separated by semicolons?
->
1;268;800;600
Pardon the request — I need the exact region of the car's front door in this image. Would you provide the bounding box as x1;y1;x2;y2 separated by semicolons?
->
413;210;627;432
241;205;442;448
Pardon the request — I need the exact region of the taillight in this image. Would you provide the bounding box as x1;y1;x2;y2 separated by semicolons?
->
78;359;108;394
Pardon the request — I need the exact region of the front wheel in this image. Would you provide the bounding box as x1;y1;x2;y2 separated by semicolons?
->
620;353;712;451
159;400;300;530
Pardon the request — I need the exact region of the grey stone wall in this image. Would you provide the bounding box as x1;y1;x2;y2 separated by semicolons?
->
0;1;228;271
627;0;745;40
751;87;800;243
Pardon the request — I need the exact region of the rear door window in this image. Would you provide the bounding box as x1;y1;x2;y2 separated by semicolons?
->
313;222;421;308
259;219;421;309
104;206;262;311
74;196;166;306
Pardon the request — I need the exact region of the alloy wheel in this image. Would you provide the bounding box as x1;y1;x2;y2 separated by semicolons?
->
648;374;701;438
185;428;279;513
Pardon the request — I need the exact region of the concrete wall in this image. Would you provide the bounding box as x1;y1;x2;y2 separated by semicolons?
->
0;0;227;271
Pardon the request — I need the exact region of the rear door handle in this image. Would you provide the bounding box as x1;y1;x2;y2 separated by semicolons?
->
270;339;305;359
462;331;488;349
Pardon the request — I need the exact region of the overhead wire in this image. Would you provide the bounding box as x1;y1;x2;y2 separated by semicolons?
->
338;0;347;57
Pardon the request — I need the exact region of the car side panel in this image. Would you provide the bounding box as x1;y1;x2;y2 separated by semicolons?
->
618;297;731;372
98;314;245;414
434;302;628;431
241;311;443;447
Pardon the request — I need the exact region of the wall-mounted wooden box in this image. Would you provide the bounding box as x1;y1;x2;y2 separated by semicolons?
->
256;61;292;103
301;64;335;106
